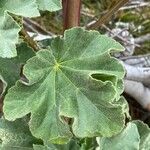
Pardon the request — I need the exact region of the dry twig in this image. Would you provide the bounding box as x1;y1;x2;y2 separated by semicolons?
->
86;0;129;29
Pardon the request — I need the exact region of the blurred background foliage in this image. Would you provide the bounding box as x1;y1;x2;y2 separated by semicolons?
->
33;0;150;55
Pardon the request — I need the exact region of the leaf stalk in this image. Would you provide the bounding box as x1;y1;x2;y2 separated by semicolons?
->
62;0;81;31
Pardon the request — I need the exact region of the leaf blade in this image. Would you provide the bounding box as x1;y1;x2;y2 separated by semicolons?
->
36;0;62;11
4;28;126;143
0;0;39;58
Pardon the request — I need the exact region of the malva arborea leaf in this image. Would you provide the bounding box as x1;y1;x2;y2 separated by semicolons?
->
133;121;150;149
36;0;62;11
97;122;140;150
0;0;40;58
4;28;126;144
33;139;80;150
97;121;150;150
0;118;39;150
0;43;35;95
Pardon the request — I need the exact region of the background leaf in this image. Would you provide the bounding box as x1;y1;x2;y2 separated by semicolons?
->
97;122;140;150
0;43;35;95
33;139;80;150
134;121;150;150
36;0;62;11
0;0;39;58
0;117;40;150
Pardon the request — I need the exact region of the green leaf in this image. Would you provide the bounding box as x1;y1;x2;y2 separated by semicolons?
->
0;117;40;150
33;139;80;150
0;0;39;58
92;76;124;101
0;43;35;95
80;138;97;150
97;121;150;150
33;145;47;150
97;122;140;150
0;144;34;150
4;28;126;143
33;144;57;150
118;96;131;120
115;80;124;101
36;0;62;11
134;121;150;150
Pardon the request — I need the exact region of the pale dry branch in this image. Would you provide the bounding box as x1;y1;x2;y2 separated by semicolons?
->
135;34;150;44
124;63;150;86
23;18;54;36
121;55;150;67
86;0;129;29
124;80;150;110
120;2;150;10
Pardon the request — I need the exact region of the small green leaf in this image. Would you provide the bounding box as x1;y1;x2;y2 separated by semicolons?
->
0;117;39;150
97;122;140;150
34;144;57;150
0;0;39;58
4;28;126;143
0;144;33;150
0;43;35;95
118;96;131;120
36;0;62;11
33;139;80;150
115;80;124;101
97;121;150;150
134;121;150;150
80;138;98;150
33;145;47;150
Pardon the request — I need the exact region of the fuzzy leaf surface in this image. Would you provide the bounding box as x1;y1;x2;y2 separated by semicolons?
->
0;43;35;95
0;118;39;150
134;121;150;150
4;28;126;143
97;122;140;150
36;0;62;11
0;0;39;58
33;140;80;150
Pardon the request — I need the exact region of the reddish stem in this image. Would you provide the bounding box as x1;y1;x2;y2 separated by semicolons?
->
62;0;81;30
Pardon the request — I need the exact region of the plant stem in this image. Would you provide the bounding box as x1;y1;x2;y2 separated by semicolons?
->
62;0;81;30
13;16;40;51
20;28;40;51
86;0;129;29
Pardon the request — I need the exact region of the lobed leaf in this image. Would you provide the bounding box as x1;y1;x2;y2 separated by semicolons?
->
0;43;35;95
0;0;40;58
134;121;150;150
97;121;150;150
33;140;80;150
97;122;140;150
4;28;126;143
36;0;62;11
0;117;40;150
